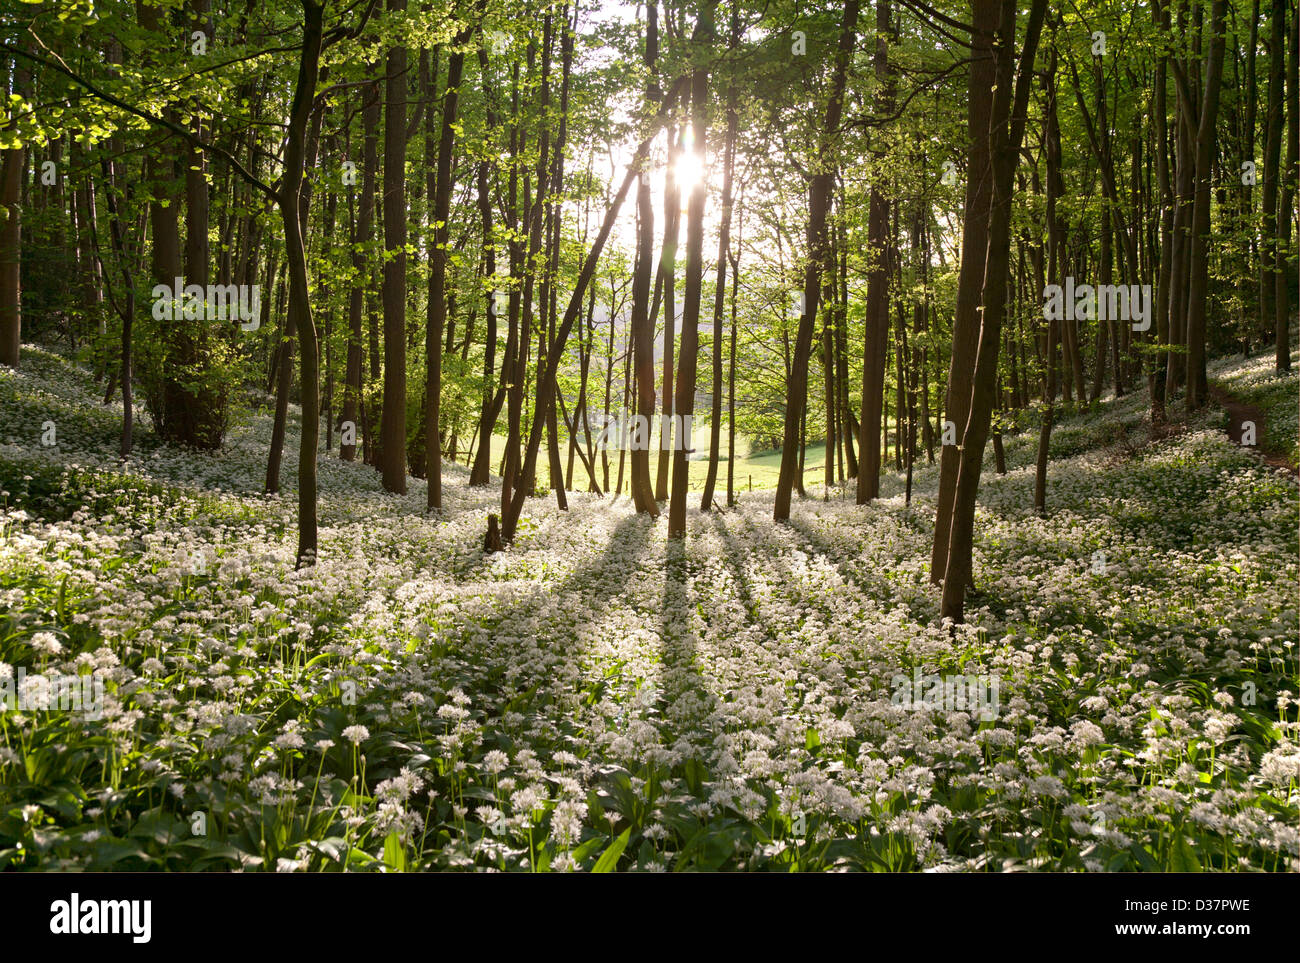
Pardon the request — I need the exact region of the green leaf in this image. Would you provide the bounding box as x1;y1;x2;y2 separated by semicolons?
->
1169;833;1202;873
591;827;631;873
382;830;407;872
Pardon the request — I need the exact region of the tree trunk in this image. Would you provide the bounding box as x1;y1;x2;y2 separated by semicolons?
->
266;317;295;494
629;2;662;515
278;0;326;566
938;0;1047;622
1184;0;1228;411
929;0;999;584
380;0;408;493
668;6;716;538
726;218;741;507
1036;38;1065;512
701;8;738;513
776;0;859;521
426;32;470;510
99;153;135;456
1277;0;1297;372
1152;8;1173;423
858;1;895;504
655;124;682;502
0;106;21;368
343;81;377;462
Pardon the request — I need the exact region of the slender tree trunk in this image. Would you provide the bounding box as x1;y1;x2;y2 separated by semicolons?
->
1036;38;1064;511
655;124;682;502
822;250;838;491
726;224;740;506
426;32;470;510
471;50;501;484
776;0;859;521
343;81;377;462
276;0;326;566
499;61;526;523
266;316;295;494
0;96;21;368
1153;16;1172;424
99;154;135;456
668;6;716;538
1276;0;1297;372
1261;0;1286;360
929;0;999;584
939;0;1047;621
501;77;688;542
628;2;662;515
836;211;859;478
701;10;738;512
380;0;408;493
857;0;889;504
1184;0;1228;410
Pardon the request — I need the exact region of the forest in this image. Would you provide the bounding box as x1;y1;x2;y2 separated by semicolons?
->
0;0;1297;874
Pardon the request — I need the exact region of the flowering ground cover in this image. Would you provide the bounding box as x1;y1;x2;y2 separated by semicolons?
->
1;345;1296;872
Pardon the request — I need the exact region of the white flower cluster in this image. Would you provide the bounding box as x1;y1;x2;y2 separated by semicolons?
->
0;345;1295;872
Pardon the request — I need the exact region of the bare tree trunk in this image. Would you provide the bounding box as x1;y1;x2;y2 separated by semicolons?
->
822;254;838;491
471;66;501;481
629;2;662;515
99;152;135;456
1269;0;1297;371
343;81;377;462
266;317;295;494
1036;37;1065;512
668;6;716;538
776;0;859;521
426;31;470;510
836;209;859;478
380;0;408;493
655;125;682;502
701;8;738;513
0;91;21;368
499;61;526;524
1277;0;1297;372
726;216;741;506
939;0;1047;622
929;0;998;584
859;6;898;488
1152;7;1172;423
1185;0;1228;410
278;0;327;566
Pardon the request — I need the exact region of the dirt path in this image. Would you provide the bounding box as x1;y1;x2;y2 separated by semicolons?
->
1208;383;1297;473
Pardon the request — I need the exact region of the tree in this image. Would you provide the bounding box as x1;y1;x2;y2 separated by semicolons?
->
1184;0;1228;411
936;0;1048;623
774;0;859;523
426;20;475;511
628;1;660;516
700;4;739;515
667;1;716;539
857;0;894;505
380;0;409;495
0;47;23;369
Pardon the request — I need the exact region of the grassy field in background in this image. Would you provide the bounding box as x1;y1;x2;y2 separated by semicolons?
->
464;424;912;496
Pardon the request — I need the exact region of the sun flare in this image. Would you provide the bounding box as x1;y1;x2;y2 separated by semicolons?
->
673;149;705;194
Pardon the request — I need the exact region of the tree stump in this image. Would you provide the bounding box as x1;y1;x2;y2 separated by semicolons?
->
484;513;503;554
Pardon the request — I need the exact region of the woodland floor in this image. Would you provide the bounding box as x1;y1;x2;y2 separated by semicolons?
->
0;345;1297;871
